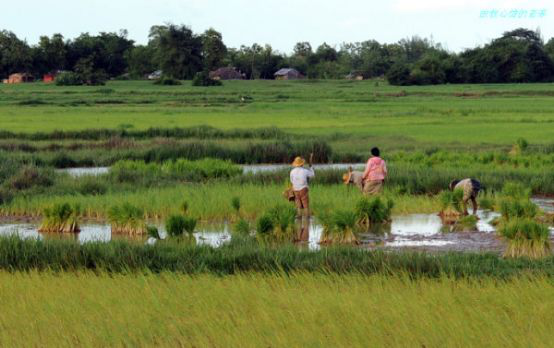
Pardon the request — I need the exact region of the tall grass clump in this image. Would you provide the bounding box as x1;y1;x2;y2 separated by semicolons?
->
107;203;147;235
499;219;550;259
256;214;274;235
38;203;80;233
355;197;394;227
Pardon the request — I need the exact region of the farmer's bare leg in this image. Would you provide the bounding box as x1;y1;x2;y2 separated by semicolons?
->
471;197;478;215
462;198;469;216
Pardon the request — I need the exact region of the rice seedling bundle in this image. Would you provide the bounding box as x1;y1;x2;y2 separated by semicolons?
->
499;218;551;259
38;203;80;233
355;197;394;227
232;218;250;235
438;189;464;223
318;210;359;244
267;204;296;237
256;214;274;235
108;203;147;235
499;199;538;220
146;225;160;239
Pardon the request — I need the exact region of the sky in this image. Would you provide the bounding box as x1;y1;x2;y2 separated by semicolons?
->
3;0;553;53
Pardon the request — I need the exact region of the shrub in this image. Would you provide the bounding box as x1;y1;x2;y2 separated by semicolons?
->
355;197;394;227
108;203;146;235
192;72;222;86
499;219;550;259
55;72;83;86
154;76;182;85
38;203;80;233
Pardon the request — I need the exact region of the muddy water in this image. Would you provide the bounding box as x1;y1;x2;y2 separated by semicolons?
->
59;164;365;177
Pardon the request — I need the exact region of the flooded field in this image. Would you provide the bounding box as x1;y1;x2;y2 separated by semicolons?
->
3;209;551;253
59;164;365;177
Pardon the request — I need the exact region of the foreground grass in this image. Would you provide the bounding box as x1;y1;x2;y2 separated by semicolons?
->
1;183;441;220
1;271;554;347
2;236;554;277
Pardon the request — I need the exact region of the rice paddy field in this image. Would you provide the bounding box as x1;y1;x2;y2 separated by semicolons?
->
2;79;554;346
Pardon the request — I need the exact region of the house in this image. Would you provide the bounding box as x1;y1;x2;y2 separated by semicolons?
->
209;67;244;80
147;70;163;80
274;68;304;80
7;73;34;84
345;72;364;80
43;72;57;83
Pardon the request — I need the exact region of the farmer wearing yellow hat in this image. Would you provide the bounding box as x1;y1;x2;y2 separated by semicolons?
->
290;153;315;217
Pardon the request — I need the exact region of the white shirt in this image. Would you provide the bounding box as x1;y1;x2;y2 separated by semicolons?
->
290;167;315;191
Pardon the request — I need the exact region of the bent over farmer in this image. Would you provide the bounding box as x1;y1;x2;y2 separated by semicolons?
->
449;178;482;215
290;154;315;217
362;147;387;195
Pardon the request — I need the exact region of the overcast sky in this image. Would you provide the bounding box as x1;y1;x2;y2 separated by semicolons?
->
4;0;553;53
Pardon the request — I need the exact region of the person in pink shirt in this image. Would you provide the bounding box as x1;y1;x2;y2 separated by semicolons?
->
362;147;387;195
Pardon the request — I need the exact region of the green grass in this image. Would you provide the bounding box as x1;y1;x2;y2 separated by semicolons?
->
1;271;554;346
0;183;442;221
1;80;554;151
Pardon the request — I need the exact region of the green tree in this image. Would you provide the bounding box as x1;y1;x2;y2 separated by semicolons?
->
126;45;156;78
201;28;226;71
149;24;203;79
0;30;32;78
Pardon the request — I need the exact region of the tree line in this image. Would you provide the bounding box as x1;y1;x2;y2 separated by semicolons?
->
1;25;554;85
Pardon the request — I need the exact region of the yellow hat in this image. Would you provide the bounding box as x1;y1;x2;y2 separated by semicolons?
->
342;172;352;184
291;157;305;167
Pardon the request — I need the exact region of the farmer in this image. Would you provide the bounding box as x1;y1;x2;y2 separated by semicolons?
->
343;166;365;192
290;154;315;218
362;147;387;195
449;178;482;215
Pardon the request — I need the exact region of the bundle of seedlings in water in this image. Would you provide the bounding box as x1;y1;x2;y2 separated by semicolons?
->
319;210;359;245
38;203;80;233
499;218;550;259
165;214;197;243
449;215;479;233
355;197;394;228
232;218;251;236
267;204;297;241
107;203;147;235
146;225;161;240
438;189;464;224
255;214;275;243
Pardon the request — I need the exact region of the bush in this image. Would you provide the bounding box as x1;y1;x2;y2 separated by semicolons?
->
192;71;222;86
55;72;83;86
154;76;182;85
386;62;411;86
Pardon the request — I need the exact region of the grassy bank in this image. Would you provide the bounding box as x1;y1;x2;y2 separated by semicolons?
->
1;271;554;346
2;236;554;277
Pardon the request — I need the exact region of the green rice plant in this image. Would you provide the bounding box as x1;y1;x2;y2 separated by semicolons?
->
232;218;251;235
38;203;80;233
478;195;494;211
331;210;359;244
499;219;551;259
146;225;160;239
501;182;531;200
256;214;274;235
499;199;538;220
438;189;464;222
449;215;478;233
180;201;189;215
231;197;241;215
107;203;146;235
267;204;297;237
183;217;197;234
165;215;186;237
355;197;394;227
